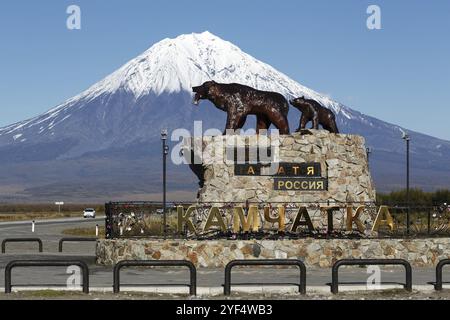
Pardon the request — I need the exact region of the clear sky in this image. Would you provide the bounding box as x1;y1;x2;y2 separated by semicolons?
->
0;0;449;140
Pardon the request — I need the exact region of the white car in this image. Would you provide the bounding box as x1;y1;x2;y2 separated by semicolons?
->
83;208;96;218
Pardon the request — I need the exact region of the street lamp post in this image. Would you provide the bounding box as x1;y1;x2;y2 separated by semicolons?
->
161;129;169;239
402;132;411;235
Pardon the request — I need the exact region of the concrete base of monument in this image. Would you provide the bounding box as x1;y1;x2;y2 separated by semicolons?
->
96;238;450;268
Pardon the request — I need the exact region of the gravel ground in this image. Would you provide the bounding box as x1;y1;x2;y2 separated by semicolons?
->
1;289;450;300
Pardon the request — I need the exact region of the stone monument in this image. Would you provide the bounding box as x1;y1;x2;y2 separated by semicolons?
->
185;130;376;204
96;81;450;270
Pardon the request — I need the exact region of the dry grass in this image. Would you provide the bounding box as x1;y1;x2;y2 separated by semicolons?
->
0;212;83;222
0;203;104;213
62;226;106;239
17;290;69;298
0;203;104;222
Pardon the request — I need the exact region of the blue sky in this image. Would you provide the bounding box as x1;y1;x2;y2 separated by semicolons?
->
0;0;449;140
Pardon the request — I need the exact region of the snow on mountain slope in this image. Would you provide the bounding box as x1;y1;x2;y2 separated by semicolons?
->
0;31;350;141
69;31;343;105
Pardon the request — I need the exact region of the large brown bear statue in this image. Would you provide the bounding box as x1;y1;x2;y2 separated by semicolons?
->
192;81;290;134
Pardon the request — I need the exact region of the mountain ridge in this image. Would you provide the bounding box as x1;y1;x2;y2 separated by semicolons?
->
0;31;449;201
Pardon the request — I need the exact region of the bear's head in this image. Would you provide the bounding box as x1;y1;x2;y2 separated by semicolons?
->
289;96;307;109
192;80;216;106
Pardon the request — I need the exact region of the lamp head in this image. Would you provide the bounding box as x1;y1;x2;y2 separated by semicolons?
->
161;129;168;141
401;132;410;141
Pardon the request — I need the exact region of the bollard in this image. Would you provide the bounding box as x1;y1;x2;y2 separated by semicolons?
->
95;224;99;237
32;220;35;233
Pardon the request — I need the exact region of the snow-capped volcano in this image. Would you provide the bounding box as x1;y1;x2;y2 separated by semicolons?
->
0;31;347;142
0;31;449;201
85;31;336;99
57;31;344;106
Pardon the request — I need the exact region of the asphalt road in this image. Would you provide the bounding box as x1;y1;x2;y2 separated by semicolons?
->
0;216;103;254
0;216;105;228
0;218;447;296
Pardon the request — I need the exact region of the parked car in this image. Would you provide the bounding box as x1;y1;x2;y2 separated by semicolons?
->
83;208;96;218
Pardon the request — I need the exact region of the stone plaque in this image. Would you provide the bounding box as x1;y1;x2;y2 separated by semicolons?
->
235;162;321;177
274;177;328;191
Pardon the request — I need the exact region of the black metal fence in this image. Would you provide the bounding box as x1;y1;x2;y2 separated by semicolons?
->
113;260;197;295
2;257;450;294
434;259;450;291
331;258;412;294
4;260;90;294
386;205;450;236
224;259;306;295
2;238;43;253
104;201;450;239
105;202;170;239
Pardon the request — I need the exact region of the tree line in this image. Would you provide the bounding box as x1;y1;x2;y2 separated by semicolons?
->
377;188;450;206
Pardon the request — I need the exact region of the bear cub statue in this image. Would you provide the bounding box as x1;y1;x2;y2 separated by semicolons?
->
290;96;339;133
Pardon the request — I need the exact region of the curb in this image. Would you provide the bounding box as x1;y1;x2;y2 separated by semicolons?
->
7;284;445;296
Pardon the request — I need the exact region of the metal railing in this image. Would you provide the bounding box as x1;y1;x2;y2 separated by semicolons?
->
58;237;97;252
224;259;307;295
4;260;90;294
1;238;43;253
434;259;450;291
104;201;450;239
4;256;450;295
384;205;450;237
105;201;377;239
331;258;412;294
112;260;197;295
